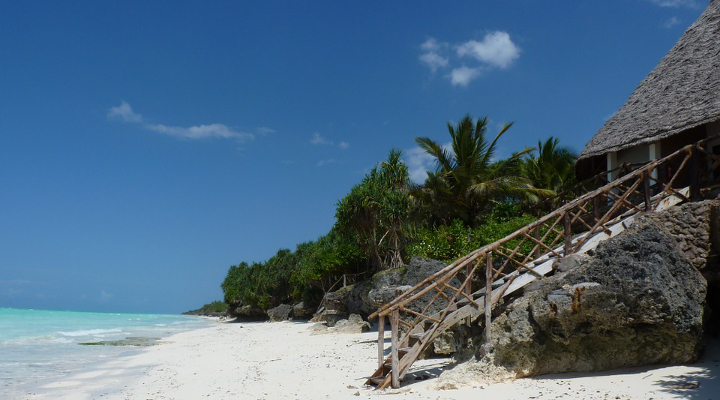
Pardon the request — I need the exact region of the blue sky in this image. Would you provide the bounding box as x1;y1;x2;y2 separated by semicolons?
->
0;0;707;313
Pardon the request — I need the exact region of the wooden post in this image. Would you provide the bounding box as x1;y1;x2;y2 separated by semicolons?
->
465;263;472;326
377;315;385;369
534;226;541;258
484;252;492;344
593;195;601;221
564;211;572;255
643;172;651;211
691;148;700;201
390;309;400;388
343;274;347;288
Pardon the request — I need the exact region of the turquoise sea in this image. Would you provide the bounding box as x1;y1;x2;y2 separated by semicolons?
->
0;307;212;395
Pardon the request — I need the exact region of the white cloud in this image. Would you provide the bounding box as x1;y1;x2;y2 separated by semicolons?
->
419;38;450;73
339;141;350;150
420;32;519;86
663;16;682;28
108;101;254;142
645;0;698;8
317;158;337;167
146;123;252;140
257;126;275;134
449;66;482;87
419;52;449;73
456;31;520;69
421;38;443;52
311;132;332;145
107;100;142;122
404;142;452;183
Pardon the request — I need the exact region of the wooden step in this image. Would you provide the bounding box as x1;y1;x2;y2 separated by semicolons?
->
367;376;386;386
398;347;412;355
409;332;425;340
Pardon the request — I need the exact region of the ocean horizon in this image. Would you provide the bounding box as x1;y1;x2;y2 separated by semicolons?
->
0;307;212;397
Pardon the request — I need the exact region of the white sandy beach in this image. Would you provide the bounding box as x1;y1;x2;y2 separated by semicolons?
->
12;320;720;400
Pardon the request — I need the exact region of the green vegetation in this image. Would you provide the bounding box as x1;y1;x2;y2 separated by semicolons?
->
406;213;537;263
335;150;412;270
413;115;552;227
523;136;578;211
183;301;228;315
219;113;577;314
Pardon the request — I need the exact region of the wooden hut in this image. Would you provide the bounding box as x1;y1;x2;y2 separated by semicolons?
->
578;0;720;182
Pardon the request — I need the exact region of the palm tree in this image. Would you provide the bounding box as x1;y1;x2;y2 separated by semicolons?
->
523;137;577;210
414;114;551;226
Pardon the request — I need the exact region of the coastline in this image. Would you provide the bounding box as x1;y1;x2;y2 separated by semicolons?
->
11;320;720;400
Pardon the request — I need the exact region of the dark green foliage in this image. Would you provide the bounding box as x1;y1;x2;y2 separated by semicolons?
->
335;149;412;270
183;301;228;315
413;114;552;227
221;248;299;310
220;231;367;310
218;115;577;314
290;230;366;302
523;136;578;211
406;214;538;263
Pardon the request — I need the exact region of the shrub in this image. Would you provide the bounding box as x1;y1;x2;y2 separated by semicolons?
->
406;214;538;263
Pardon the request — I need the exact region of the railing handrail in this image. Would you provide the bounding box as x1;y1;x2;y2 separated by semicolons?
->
370;142;702;319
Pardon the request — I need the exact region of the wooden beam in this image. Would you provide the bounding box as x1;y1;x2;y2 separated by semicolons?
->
564;211;572;255
485;252;492;345
691;147;700;201
377;315;385;369
643;171;651;211
390;309;399;388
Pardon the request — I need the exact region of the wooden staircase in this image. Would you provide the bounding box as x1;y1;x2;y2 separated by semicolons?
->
366;140;720;389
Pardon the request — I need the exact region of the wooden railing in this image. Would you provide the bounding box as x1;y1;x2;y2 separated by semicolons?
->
367;139;720;389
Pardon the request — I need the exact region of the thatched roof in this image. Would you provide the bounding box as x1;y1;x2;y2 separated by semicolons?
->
579;0;720;160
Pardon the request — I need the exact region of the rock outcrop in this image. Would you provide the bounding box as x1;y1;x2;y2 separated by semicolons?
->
463;218;707;379
638;199;720;271
230;304;267;321
333;314;372;333
315;257;458;327
292;302;315;320
267;304;293;321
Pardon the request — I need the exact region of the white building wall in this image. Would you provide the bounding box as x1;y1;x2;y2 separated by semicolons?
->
617;145;650;166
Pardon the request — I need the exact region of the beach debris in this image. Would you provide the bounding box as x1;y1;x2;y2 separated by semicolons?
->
663;380;700;389
79;336;160;346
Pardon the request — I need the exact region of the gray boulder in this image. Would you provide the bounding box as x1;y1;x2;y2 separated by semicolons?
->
403;257;462;317
292;302;315;320
232;304;266;320
321;285;352;314
334;314;372;333
485;219;706;377
267;304;293;322
320;257;456;319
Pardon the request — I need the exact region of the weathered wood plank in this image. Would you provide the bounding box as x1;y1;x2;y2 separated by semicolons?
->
390;310;399;388
377;315;384;369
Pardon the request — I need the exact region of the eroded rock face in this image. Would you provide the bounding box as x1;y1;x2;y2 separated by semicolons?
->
638;199;720;271
320;257;457;319
292;302;315;320
267;304;293;322
230;304;267;320
488;220;706;377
